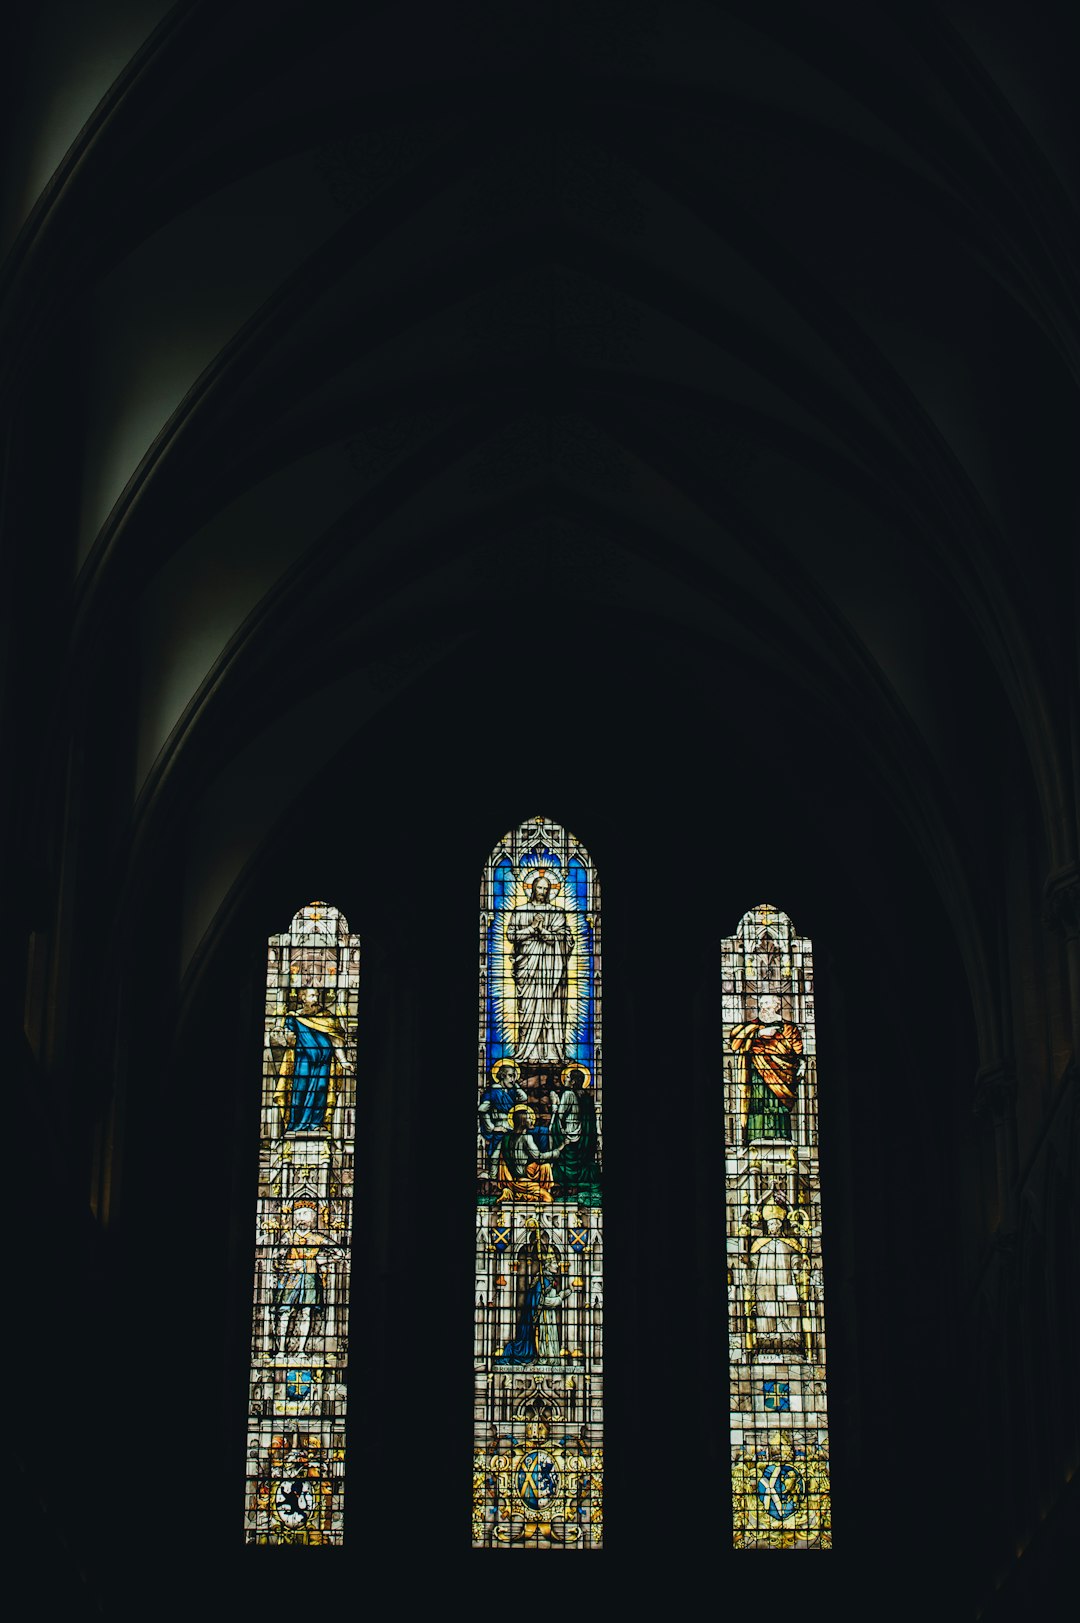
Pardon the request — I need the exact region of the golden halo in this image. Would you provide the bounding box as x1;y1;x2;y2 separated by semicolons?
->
510;1103;536;1129
518;864;562;898
560;1061;592;1089
490;1057;522;1086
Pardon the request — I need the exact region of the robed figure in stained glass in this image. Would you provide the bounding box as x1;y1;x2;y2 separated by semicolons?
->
744;1185;812;1358
730;994;804;1143
274;986;352;1133
496;1223;577;1365
269;1200;342;1357
507;872;574;1064
497;1103;564;1202
549;1064;600;1203
478;1059;528;1175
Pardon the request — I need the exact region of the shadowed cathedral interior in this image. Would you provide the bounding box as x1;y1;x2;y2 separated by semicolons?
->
2;2;1076;1616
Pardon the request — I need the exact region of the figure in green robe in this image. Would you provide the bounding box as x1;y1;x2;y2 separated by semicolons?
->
549;1064;601;1204
730;995;804;1144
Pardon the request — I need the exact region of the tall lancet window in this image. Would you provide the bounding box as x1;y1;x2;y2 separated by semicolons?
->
723;904;831;1548
243;901;360;1545
473;815;603;1549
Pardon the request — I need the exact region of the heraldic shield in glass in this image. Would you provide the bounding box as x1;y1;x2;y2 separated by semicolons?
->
724;904;831;1548
473;816;603;1548
243;902;360;1544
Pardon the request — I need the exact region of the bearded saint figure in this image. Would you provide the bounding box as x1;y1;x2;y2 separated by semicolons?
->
729;994;804;1144
273;985;352;1133
506;872;574;1065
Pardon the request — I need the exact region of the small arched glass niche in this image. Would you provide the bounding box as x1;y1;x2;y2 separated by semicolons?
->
473;815;603;1549
723;903;831;1548
243;901;360;1545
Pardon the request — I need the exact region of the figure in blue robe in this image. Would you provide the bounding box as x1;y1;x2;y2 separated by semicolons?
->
274;987;351;1132
478;1059;528;1173
496;1227;576;1364
496;1274;574;1365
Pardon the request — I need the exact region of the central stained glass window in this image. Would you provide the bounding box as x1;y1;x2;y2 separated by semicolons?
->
472;815;603;1548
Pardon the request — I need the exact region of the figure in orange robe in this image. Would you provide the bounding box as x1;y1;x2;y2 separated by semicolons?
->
496;1105;563;1202
730;994;804;1143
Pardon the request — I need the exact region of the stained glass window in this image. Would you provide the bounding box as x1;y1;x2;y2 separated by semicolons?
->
723;904;831;1548
473;816;603;1548
243;901;360;1545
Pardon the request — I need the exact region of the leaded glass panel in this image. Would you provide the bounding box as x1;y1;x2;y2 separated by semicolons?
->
473;816;603;1548
724;904;831;1548
243;902;360;1545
